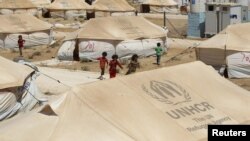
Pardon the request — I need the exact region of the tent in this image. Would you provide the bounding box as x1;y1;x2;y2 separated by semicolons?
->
140;0;178;13
47;0;92;19
1;61;250;141
196;23;250;76
93;0;135;12
30;0;51;7
0;56;43;121
0;14;52;48
35;67;108;95
58;16;167;60
92;0;136;17
142;0;178;7
0;0;40;15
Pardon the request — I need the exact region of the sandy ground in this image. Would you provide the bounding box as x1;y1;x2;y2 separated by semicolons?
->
0;12;250;92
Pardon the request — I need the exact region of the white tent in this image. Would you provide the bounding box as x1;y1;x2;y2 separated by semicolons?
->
0;0;40;15
92;0;136;17
0;14;53;48
142;0;178;7
1;61;250;140
47;0;92;19
30;0;51;7
58;16;168;60
0;56;44;121
196;23;250;77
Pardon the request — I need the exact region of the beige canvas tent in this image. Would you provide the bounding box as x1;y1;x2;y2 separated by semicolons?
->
48;0;92;11
58;16;167;60
0;56;44;121
30;0;51;7
142;0;178;6
1;61;250;141
47;0;92;19
0;57;33;89
92;0;136;17
0;14;52;48
196;22;250;67
0;0;40;15
93;0;135;12
140;0;178;13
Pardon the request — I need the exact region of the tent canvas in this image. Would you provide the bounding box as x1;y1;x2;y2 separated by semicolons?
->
0;57;44;121
0;0;36;9
142;0;178;6
48;0;92;11
1;61;250;141
66;16;167;40
196;22;250;67
92;0;135;12
0;56;33;89
30;0;51;7
0;14;52;34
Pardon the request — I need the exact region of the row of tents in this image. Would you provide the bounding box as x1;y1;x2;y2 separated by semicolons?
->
0;14;168;60
1;56;250;140
1;12;250;78
0;0;178;18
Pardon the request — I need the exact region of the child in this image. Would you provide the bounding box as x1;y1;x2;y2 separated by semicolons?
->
18;35;25;57
97;52;108;80
109;54;123;78
126;54;140;75
155;42;163;65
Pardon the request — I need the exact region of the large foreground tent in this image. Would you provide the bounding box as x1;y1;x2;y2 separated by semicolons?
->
0;56;43;121
0;0;40;15
0;14;52;48
196;23;250;78
92;0;136;17
47;0;92;19
140;0;178;13
1;61;250;140
58;16;167;60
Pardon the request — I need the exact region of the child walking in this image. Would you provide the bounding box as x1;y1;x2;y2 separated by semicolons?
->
126;54;140;75
97;52;108;80
18;35;25;57
109;54;123;78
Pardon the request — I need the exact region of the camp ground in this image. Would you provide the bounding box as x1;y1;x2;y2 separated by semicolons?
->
1;0;250;140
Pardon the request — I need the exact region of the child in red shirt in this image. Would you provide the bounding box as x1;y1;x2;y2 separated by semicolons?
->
97;52;108;80
18;35;25;57
109;54;123;78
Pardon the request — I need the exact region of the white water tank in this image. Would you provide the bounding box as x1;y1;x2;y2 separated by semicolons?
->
236;0;248;6
190;0;206;13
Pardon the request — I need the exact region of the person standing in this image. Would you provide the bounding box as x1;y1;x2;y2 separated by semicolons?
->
18;35;25;57
126;54;140;75
109;54;123;78
97;52;108;80
155;42;163;65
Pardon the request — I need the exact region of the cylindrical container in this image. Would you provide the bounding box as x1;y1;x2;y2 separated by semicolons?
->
237;0;248;6
190;0;206;13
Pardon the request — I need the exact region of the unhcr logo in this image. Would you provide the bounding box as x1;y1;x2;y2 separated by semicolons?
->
142;80;191;105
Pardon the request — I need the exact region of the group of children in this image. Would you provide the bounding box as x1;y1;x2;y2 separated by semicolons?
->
97;42;163;80
97;52;140;80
